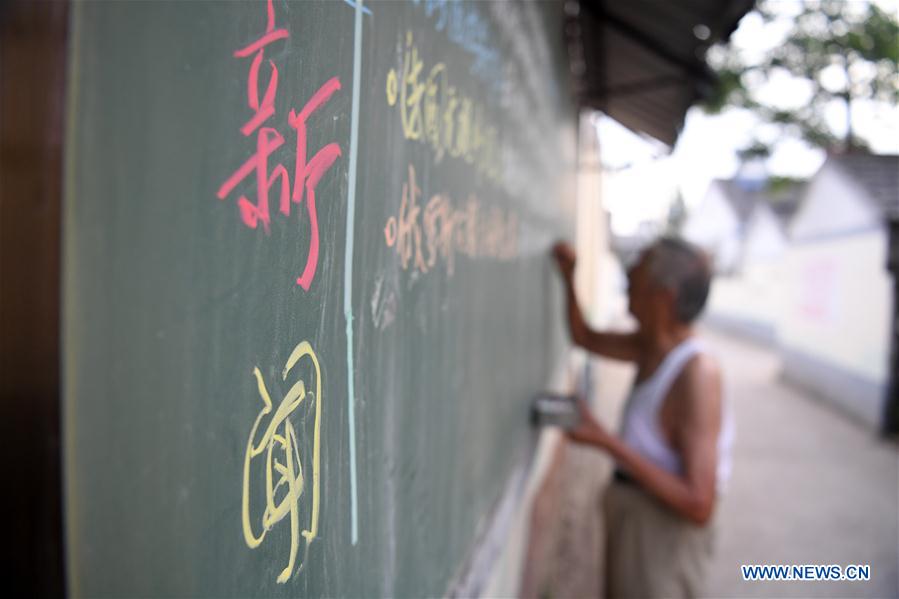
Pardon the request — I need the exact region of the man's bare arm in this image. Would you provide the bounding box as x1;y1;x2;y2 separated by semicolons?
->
560;271;642;361
568;356;722;524
553;242;642;362
671;355;722;523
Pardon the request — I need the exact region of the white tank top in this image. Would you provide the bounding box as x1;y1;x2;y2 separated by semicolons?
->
619;337;735;494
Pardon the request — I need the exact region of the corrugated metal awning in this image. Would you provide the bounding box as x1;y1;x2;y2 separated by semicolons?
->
567;0;755;146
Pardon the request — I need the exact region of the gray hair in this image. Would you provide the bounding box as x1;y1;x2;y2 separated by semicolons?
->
646;237;712;324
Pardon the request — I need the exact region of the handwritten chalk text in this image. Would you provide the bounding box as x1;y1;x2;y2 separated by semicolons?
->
217;0;342;289
386;31;501;183
242;341;322;583
384;163;518;276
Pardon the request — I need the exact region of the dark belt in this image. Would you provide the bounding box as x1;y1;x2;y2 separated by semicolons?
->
613;469;636;486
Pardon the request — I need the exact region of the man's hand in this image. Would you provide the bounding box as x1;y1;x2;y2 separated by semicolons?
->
552;241;576;281
566;399;611;448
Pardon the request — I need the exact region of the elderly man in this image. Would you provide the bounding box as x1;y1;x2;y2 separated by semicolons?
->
552;237;733;599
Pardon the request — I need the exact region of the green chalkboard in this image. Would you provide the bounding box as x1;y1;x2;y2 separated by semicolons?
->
63;1;576;596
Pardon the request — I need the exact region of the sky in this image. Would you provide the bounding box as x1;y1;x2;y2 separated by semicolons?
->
598;1;899;237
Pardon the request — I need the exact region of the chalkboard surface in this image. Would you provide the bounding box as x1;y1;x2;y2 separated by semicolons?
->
63;1;576;595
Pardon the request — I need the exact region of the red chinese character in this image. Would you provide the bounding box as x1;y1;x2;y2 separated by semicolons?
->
288;78;342;290
217;0;289;233
235;0;288;136
217;0;342;290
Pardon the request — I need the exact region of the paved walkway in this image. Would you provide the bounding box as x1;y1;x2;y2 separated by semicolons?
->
537;328;898;598
703;329;898;598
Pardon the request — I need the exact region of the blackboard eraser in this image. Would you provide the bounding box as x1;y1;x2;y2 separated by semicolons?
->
531;393;581;430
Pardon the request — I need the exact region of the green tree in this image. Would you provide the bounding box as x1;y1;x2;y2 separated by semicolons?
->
704;0;899;153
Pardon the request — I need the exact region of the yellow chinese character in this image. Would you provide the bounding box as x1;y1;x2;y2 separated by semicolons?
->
241;341;322;583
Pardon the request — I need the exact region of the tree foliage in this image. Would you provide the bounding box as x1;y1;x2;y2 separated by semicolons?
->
704;0;899;153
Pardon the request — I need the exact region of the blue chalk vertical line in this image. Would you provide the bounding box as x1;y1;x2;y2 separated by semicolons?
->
343;0;364;546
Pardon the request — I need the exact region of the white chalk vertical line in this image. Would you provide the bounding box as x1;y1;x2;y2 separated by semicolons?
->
343;0;364;546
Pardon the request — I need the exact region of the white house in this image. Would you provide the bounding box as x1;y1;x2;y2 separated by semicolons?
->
682;178;751;274
778;154;898;428
684;177;803;341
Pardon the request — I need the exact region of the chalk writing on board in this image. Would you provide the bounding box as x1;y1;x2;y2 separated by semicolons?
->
371;275;398;331
241;341;322;583
385;31;500;183
409;0;503;90
216;0;342;290
384;163;518;276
